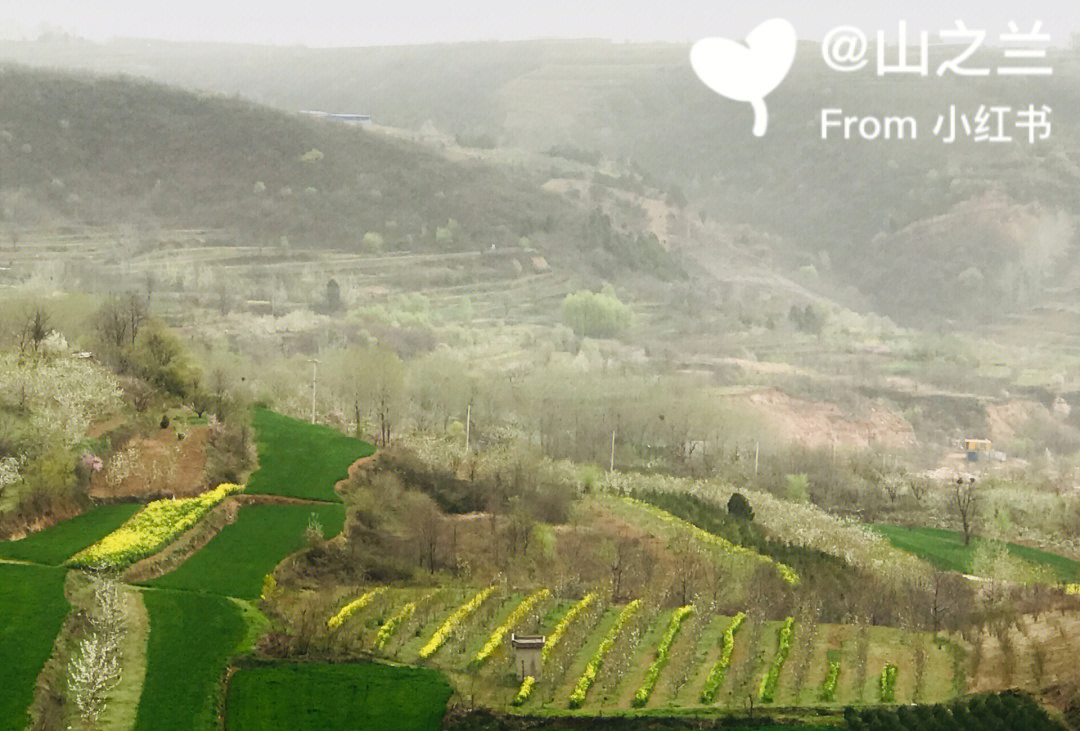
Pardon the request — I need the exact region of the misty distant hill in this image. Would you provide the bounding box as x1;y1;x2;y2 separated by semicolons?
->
0;64;581;258
3;39;1080;323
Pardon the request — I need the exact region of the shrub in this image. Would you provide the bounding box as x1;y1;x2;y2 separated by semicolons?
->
560;287;632;339
727;492;755;521
632;605;693;707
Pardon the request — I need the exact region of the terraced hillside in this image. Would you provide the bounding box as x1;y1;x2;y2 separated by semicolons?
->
0;409;376;731
2;407;1076;730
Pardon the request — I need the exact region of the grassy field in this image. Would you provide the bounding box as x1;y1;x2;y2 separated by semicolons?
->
872;525;1080;581
142;503;346;600
0;564;70;731
134;590;247;731
0;503;141;565
225;663;453;731
245;409;374;502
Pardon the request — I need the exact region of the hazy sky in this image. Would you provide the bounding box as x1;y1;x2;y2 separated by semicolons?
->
3;1;1079;47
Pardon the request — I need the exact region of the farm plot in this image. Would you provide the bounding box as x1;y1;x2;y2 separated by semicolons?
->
0;503;141;565
134;590;247;731
677;613;736;706
143;503;346;600
872;525;1080;582
0;564;70;731
225;663;453;731
245;409;374;502
69;483;244;568
394;588;473;663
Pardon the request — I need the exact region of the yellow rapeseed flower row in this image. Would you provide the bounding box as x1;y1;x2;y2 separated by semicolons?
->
418;585;497;659
326;587;387;630
623;498;800;586
543;592;598;662
568;599;642;708
374;599;419;651
68;483;243;568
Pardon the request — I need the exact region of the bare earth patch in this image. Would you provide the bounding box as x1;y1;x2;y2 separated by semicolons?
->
728;388;916;450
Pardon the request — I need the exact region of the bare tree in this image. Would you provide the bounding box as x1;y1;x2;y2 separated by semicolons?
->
907;476;930;504
954;476;979;545
413;495;442;572
881;474;903;504
17;305;50;354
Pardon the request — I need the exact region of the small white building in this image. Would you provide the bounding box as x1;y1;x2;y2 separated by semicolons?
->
510;633;545;680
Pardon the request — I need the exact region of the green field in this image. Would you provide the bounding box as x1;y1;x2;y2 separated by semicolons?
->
134;590;247;731
872;525;1080;582
142;503;346;600
0;564;70;731
245;409;374;502
0;503;141;565
225;663;454;731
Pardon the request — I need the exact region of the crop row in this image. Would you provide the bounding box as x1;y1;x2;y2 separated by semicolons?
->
758;616;795;703
543;593;597;662
879;663;898;703
568;600;642;709
326;587;386;631
623;498;799;586
374;599;417;651
472;589;551;667
632;605;694;707
700;612;746;703
512;675;535;706
418;586;497;659
820;649;841;702
69;483;243;568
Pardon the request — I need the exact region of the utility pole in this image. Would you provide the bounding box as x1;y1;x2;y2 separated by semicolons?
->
754;441;759;476
465;404;471;452
609;430;616;472
308;358;320;424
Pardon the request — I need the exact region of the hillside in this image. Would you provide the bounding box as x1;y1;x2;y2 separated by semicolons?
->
4;39;1080;324
0;64;576;259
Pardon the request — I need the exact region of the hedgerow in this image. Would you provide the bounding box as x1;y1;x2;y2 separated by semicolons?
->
632;605;693;707
623;498;799;586
843;691;1062;731
758;616;795;703
700;612;746;703
568;600;642;709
